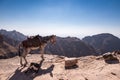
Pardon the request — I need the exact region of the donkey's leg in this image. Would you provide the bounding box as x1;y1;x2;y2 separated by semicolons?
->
23;48;30;66
20;56;23;66
19;50;24;66
23;56;28;67
40;46;45;60
18;44;24;66
41;49;44;59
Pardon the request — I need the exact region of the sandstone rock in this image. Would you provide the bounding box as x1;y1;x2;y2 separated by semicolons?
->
114;50;120;55
102;52;119;64
65;57;78;69
103;52;117;60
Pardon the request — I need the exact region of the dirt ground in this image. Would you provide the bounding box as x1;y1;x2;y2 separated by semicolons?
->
0;54;120;80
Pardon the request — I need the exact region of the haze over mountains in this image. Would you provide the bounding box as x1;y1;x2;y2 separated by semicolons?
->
0;29;120;58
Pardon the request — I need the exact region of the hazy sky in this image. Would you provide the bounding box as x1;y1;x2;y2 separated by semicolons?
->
0;0;120;38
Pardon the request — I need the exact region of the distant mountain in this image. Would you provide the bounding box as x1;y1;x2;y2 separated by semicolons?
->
0;29;27;58
0;29;97;58
0;29;27;41
0;29;96;57
0;34;17;59
82;33;120;54
46;37;96;57
1;29;120;58
0;29;27;46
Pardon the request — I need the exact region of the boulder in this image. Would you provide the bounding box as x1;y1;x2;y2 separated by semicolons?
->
114;50;120;55
102;52;119;64
103;52;118;60
65;57;78;69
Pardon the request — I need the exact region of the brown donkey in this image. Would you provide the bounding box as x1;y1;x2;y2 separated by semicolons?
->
18;35;56;66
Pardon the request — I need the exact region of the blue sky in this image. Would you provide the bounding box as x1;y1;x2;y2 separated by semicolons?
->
0;0;120;38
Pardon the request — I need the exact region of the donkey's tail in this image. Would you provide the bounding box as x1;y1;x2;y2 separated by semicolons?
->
18;43;22;56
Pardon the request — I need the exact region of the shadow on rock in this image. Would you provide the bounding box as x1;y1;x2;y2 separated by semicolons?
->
65;64;78;69
104;59;119;64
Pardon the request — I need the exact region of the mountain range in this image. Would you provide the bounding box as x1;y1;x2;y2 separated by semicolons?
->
46;36;96;57
82;33;120;54
0;29;26;47
0;29;120;58
0;34;17;58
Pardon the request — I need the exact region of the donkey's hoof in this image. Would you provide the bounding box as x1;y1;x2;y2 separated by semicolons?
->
23;64;28;67
42;57;44;59
42;57;45;60
41;56;44;60
20;64;24;67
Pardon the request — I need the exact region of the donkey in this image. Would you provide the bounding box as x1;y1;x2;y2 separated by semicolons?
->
18;35;56;66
